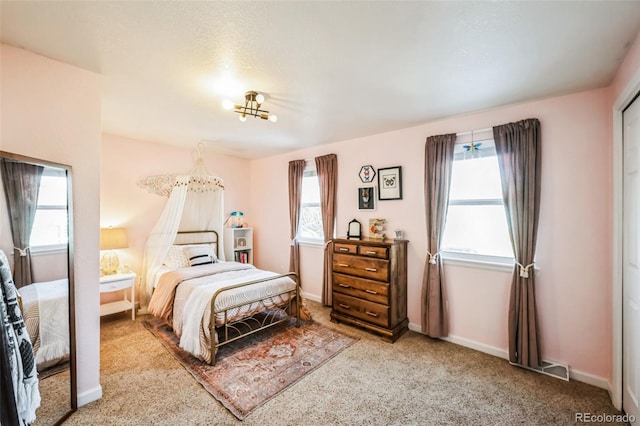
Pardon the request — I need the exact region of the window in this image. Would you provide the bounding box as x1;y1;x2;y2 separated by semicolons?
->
441;139;513;262
30;167;68;249
297;164;324;243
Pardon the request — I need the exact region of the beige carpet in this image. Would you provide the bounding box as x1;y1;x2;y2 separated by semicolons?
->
65;301;626;425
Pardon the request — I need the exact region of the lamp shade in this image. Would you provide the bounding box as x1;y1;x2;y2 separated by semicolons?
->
100;227;128;250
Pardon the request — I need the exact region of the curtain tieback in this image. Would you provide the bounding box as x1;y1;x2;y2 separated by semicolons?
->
516;262;535;278
290;238;297;246
14;247;29;257
426;250;439;264
324;240;333;249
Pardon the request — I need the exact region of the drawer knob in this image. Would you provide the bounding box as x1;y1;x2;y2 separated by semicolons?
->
365;311;379;317
365;251;377;255
338;283;351;288
339;303;351;309
339;248;349;252
338;263;350;268
365;289;378;295
365;267;377;272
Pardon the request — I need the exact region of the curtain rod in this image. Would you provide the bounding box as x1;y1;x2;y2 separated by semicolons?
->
456;127;492;137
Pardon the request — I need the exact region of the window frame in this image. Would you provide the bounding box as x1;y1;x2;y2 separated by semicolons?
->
296;163;324;245
29;167;69;253
441;137;514;267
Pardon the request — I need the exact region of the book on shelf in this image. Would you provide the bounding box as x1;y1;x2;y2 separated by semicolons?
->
234;250;250;264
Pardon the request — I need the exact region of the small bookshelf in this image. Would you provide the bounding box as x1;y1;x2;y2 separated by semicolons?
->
224;227;253;264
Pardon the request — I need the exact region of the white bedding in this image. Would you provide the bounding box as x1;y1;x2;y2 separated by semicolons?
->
149;261;296;363
19;278;69;370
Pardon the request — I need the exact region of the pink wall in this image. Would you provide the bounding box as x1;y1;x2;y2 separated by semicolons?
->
100;133;252;303
0;44;102;403
251;87;613;384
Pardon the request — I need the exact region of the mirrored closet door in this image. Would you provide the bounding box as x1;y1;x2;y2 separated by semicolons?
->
0;151;76;425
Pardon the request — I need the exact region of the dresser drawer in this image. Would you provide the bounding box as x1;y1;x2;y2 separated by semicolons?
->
334;242;358;254
333;293;389;328
358;245;389;259
333;253;389;281
333;273;388;305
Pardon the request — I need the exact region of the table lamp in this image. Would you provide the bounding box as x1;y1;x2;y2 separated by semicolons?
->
100;227;128;275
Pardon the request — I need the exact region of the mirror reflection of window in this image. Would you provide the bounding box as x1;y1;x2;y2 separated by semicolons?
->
30;168;68;249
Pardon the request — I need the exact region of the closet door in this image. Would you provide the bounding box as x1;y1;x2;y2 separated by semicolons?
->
623;94;640;420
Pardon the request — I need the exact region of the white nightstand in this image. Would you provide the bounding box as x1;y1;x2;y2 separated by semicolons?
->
99;272;136;320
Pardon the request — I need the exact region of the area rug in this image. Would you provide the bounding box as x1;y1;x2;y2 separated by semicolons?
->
143;317;358;420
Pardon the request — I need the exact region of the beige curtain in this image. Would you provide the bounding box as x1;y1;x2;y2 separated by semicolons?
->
493;118;542;368
421;134;456;337
315;154;337;306
288;160;305;283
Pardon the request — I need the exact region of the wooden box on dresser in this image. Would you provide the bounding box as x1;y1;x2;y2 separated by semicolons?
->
330;237;409;342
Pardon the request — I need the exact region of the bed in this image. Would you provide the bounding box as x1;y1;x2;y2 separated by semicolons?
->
147;230;300;365
17;278;70;372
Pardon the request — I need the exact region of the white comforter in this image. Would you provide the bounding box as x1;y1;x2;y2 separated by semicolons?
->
149;262;296;362
19;278;69;368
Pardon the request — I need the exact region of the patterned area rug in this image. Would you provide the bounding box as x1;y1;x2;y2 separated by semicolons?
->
143;317;357;420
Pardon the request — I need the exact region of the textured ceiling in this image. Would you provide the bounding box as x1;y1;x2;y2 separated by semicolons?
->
2;1;640;159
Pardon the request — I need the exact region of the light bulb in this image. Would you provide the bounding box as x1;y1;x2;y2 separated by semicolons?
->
239;115;247;122
222;99;234;110
255;93;265;104
269;114;278;123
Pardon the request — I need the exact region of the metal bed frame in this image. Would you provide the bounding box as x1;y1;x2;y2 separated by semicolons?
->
174;230;300;365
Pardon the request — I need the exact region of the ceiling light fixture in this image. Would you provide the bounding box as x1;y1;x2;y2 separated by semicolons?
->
228;90;278;123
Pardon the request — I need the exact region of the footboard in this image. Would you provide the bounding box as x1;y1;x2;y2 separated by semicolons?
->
207;272;300;365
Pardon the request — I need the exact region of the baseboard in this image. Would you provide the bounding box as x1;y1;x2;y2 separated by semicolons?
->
438;330;510;361
301;291;322;303
408;321;610;391
569;369;610;391
77;385;102;407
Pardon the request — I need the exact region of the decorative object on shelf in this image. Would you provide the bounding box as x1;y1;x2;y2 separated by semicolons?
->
229;211;244;228
223;90;278;122
378;166;403;200
347;219;361;240
359;165;376;183
394;229;404;239
358;187;375;210
236;237;247;248
100;227;128;275
369;218;386;239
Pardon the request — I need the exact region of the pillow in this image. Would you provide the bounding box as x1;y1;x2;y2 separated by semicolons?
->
163;245;190;269
183;245;217;267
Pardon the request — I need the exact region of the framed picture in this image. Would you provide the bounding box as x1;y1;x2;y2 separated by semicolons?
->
359;165;376;183
236;237;247;248
378;166;403;200
358;187;375;210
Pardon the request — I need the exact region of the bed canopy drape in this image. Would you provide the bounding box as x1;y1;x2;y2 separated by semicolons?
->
138;146;225;310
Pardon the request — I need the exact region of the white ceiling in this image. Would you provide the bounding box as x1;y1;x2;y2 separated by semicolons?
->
2;1;640;159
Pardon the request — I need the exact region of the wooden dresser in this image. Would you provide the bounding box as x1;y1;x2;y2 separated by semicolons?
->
330;237;409;342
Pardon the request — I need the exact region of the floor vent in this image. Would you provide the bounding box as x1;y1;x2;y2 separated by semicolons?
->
512;360;570;381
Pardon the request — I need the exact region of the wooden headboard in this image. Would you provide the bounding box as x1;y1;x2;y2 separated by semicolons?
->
174;230;219;258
